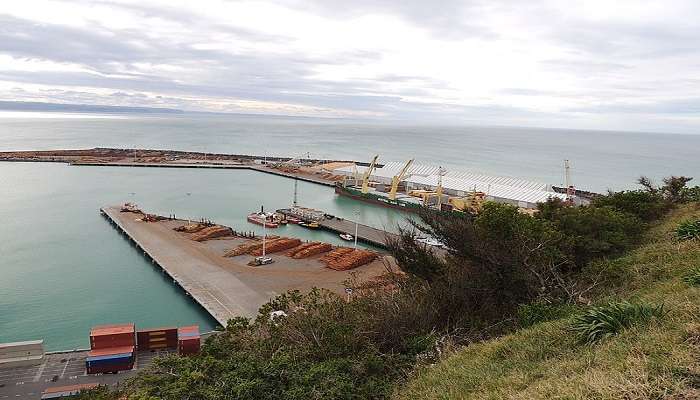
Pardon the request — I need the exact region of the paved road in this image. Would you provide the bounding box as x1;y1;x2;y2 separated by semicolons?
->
0;350;174;399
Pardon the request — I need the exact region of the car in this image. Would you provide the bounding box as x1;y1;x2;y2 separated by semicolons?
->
254;256;274;266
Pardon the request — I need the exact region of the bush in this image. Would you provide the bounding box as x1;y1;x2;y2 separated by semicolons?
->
676;219;700;241
683;267;700;286
538;199;644;266
592;190;667;221
570;301;665;344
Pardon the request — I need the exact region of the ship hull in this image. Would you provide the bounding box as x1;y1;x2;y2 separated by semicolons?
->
334;184;423;212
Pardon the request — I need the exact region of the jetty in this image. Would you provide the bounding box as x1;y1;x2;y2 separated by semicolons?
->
100;206;390;327
101;206;261;325
276;208;400;248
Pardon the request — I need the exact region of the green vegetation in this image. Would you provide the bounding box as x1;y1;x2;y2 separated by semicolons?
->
677;219;700;241
683;266;700;286
96;176;699;399
570;301;665;344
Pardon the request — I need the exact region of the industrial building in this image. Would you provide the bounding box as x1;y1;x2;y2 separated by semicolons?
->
334;160;567;209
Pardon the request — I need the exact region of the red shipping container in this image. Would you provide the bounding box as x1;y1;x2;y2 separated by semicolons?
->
88;346;134;357
90;323;135;350
178;338;200;355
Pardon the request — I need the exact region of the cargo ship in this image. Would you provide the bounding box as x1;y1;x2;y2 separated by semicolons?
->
334;183;424;212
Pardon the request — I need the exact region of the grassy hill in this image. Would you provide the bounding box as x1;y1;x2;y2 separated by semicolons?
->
396;204;700;400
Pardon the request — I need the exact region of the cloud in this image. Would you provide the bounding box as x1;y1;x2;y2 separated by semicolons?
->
0;0;699;132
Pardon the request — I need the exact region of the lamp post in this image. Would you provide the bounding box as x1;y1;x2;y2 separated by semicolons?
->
354;209;360;249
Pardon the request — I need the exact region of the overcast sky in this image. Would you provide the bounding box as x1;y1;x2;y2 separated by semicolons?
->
1;0;699;133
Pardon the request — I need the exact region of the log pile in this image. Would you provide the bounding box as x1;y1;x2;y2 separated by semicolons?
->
286;242;321;257
190;226;233;241
322;248;378;271
174;223;207;233
224;237;282;257
290;243;333;259
249;238;302;256
320;247;355;264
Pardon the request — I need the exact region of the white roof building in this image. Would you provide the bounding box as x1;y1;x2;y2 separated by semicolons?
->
334;161;565;208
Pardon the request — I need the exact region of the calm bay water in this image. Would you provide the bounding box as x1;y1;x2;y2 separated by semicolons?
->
1;112;699;192
1;112;698;350
0;161;405;350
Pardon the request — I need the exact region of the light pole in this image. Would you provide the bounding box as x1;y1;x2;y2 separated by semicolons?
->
354;210;360;249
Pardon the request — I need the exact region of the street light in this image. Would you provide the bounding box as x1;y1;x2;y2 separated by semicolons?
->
354;209;360;249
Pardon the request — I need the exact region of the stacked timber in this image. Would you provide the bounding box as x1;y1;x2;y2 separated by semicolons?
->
320;247;355;264
323;248;378;271
290;243;333;259
249;238;302;256
190;226;233;241
286;242;321;257
223;237;281;257
174;223;207;233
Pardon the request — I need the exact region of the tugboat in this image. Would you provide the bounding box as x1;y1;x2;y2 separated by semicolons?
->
247;206;279;228
298;221;320;229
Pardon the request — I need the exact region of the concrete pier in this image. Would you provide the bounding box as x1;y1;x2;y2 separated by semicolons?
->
100;206;390;327
71;161;337;187
101;206;262;325
276;208;400;248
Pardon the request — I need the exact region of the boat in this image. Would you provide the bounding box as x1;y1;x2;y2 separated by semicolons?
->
286;217;301;224
334;183;423;212
339;233;354;241
298;221;320;229
247;213;279;228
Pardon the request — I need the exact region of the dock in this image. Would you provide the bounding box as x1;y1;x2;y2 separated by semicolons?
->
100;206;262;325
277;208;399;248
100;206;391;327
71;161;337;187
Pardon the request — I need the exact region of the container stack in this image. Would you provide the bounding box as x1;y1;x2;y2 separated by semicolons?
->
137;327;178;351
87;323;136;374
177;325;201;355
85;346;134;374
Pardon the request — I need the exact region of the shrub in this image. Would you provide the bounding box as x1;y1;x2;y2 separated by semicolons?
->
592;190;667;221
538;199;644;266
676;219;700;241
570;301;666;344
683;267;700;286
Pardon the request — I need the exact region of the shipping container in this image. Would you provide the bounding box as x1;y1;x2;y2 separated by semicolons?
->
137;327;178;351
86;361;134;375
88;345;134;357
90;323;135;350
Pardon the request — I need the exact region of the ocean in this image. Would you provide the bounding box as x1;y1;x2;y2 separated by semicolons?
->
1;112;698;350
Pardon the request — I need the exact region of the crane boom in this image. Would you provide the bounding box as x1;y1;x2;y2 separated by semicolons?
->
388;159;414;200
361;155;379;194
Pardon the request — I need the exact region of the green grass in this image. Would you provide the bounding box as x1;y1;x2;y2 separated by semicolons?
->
395;204;700;400
570;301;665;344
677;219;700;241
683;266;700;286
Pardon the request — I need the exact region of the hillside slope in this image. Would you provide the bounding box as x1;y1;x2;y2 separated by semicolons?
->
396;204;700;400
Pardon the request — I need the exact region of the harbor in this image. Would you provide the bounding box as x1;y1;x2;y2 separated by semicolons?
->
100;204;391;326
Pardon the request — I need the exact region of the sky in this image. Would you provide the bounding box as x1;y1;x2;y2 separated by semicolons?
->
0;0;699;133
